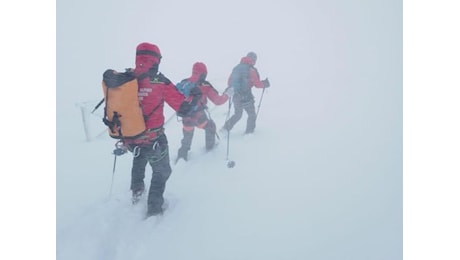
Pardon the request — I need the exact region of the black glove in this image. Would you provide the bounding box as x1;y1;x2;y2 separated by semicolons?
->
262;78;270;88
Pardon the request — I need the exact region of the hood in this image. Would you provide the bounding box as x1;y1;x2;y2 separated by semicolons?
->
134;42;162;75
189;62;208;83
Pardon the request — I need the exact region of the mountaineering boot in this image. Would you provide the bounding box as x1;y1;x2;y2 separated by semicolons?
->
205;120;216;151
175;146;189;164
244;129;254;134
175;129;193;164
146;197;167;218
131;188;144;205
146;206;164;218
219;126;229;138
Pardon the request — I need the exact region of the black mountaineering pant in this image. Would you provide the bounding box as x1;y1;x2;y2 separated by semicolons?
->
204;120;216;150
178;111;217;160
130;134;171;215
224;100;257;134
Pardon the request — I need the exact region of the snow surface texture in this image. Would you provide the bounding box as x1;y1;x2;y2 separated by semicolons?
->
57;0;402;259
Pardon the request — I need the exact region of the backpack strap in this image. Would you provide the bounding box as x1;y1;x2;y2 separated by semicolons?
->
150;72;172;85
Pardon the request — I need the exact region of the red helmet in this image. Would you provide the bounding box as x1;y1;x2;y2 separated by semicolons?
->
191;62;207;82
135;42;162;73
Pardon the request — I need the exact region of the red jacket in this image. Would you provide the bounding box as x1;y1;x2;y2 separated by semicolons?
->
124;42;188;145
135;72;185;129
187;62;229;109
132;43;186;130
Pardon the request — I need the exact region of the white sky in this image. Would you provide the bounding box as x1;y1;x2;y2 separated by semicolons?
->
2;0;460;260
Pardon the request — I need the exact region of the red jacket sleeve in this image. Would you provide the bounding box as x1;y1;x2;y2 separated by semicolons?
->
249;67;265;88
201;84;229;106
163;82;186;111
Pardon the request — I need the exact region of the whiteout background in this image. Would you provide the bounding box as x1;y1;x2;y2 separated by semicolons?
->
57;1;403;258
1;0;459;260
56;0;404;258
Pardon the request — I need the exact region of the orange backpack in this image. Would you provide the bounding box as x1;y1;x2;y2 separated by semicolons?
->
101;69;146;139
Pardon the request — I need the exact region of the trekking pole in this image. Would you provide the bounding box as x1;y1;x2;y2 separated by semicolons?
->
108;141;127;199
225;98;232;159
226;128;230;160
225;97;232;122
108;154;117;199
255;87;266;120
225;98;236;168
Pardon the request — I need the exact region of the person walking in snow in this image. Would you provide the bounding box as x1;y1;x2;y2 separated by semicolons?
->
222;52;270;134
123;42;198;217
176;62;232;163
